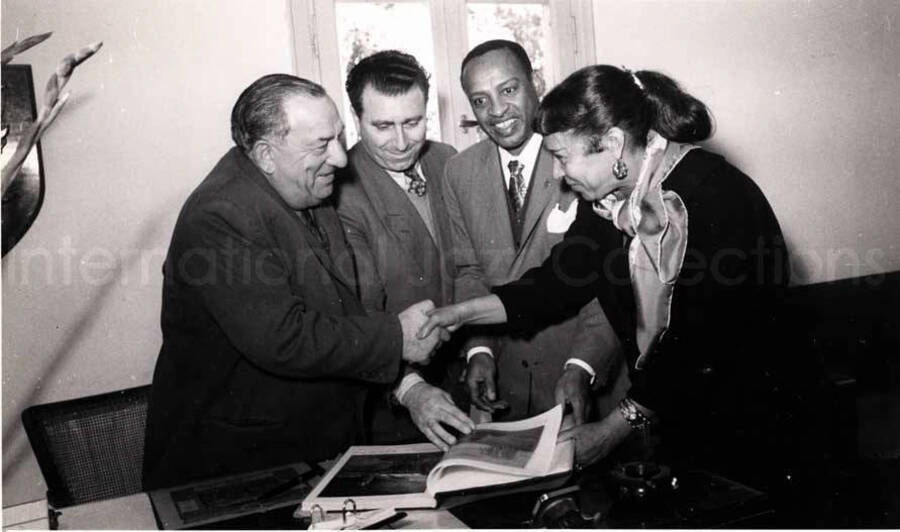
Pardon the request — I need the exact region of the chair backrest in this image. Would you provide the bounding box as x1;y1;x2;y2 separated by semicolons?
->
21;385;151;508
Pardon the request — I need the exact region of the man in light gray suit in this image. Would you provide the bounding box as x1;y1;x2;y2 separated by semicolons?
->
444;40;629;424
336;51;473;451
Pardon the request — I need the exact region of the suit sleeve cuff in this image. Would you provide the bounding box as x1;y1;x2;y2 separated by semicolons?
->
466;347;494;363
564;358;596;386
393;372;425;404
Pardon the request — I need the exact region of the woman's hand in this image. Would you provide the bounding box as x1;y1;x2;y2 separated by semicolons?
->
417;295;508;340
558;410;633;466
417;303;466;339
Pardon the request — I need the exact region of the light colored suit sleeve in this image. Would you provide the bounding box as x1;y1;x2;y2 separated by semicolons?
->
443;160;499;358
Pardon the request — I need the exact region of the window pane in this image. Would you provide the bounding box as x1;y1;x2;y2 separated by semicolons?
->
467;2;553;96
335;1;441;144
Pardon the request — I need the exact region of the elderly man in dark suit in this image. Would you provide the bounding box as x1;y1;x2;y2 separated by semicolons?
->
444;40;629;424
335;51;473;451
143;74;444;490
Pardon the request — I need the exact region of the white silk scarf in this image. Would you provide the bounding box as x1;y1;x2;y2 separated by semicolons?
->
593;133;697;369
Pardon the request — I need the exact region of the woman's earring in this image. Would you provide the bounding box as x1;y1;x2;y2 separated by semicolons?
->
612;158;628;180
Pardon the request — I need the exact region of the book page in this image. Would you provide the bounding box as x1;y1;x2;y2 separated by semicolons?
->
428;438;573;496
426;404;563;490
302;406;568;512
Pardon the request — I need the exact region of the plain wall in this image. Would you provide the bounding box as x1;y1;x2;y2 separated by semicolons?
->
593;0;900;284
1;0;294;506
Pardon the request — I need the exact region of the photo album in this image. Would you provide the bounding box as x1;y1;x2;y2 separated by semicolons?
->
300;404;574;511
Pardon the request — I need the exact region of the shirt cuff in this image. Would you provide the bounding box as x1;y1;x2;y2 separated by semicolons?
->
466;347;494;363
564;358;596;386
394;372;425;405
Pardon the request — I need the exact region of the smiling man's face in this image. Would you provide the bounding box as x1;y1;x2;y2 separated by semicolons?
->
462;48;538;155
355;84;427;172
265;94;347;210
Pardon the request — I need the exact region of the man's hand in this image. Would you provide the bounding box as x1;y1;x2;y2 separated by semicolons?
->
417;303;466;340
418;295;508;339
466;352;500;412
557;411;632;466
554;365;593;425
399;300;446;365
402;382;475;451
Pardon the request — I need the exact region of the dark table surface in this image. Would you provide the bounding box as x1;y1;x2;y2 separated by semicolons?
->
171;461;773;529
447;465;773;528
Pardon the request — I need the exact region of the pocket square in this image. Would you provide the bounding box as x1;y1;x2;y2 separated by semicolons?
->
546;199;578;233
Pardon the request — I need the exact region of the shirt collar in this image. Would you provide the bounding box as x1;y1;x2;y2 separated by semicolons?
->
386;162;424;189
498;133;543;180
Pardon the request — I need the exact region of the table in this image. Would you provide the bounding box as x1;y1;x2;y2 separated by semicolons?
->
4;467;769;529
4;493;467;530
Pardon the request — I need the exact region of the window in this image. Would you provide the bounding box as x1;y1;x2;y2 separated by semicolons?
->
467;2;554;97
291;0;596;150
334;2;442;144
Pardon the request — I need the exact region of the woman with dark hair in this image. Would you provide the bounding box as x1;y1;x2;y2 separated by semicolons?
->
421;65;807;483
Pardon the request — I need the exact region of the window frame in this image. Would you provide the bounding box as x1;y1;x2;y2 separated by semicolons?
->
289;0;596;149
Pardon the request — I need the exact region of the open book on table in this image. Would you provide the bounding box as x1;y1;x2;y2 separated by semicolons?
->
300;404;573;511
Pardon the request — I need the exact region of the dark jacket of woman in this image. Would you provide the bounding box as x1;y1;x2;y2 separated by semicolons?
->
494;148;801;470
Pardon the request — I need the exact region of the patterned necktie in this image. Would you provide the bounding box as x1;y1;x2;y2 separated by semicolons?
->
507;160;525;213
404;167;427;197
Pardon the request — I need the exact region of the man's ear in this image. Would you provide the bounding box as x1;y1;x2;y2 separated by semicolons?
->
250;140;275;174
351;111;361;133
603;127;626;158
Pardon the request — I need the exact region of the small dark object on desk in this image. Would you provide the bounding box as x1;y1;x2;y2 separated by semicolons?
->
608;460;675;501
532;485;602;528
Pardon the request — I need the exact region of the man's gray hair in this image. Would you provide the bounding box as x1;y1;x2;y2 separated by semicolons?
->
231;74;326;153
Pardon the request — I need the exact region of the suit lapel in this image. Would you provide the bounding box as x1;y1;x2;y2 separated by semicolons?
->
420;146;454;296
293;207;360;294
515;141;556;260
420;146;449;249
352;146;434;272
236;148;354;292
312;206;365;312
481;145;517;250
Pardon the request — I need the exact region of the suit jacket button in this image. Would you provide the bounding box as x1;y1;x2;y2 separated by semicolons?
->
521;360;529;368
699;365;715;376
